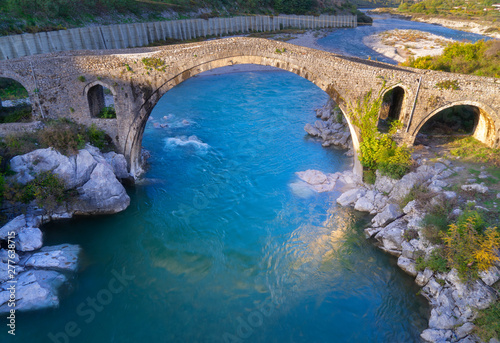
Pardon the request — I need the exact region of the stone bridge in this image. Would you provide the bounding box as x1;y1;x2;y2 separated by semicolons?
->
0;37;499;175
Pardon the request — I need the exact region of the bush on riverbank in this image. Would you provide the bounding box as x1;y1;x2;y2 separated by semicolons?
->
0;119;112;168
347;90;412;180
3;171;68;211
0;105;32;123
401;40;500;78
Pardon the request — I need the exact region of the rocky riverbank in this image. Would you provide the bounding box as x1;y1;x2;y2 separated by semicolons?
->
369;8;500;40
301;102;500;343
0;145;132;314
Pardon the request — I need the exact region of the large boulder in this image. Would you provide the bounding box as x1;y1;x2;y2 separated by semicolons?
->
75;163;130;215
104;152;130;180
389;171;432;202
9;148;69;185
0;270;67;314
374;218;406;255
0;215;26;240
16;227;43;252
337;188;366;207
24;244;81;272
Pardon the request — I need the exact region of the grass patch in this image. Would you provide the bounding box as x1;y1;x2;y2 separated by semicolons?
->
447;137;500;167
0;78;29;100
475;300;500;342
416;248;450;273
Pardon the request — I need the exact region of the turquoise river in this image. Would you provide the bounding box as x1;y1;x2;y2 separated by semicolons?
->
3;13;491;343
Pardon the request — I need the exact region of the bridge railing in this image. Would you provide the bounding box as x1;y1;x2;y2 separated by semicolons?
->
0;14;357;60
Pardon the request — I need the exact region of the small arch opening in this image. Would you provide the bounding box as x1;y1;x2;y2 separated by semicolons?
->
378;86;405;133
88;84;116;119
0;77;32;123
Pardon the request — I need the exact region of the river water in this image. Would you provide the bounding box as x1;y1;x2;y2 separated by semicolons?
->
4;14;491;343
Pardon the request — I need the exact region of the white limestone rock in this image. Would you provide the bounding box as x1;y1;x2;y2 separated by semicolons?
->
415;268;434;287
16;227;43;252
75;163;130;215
9;148;68;185
103;152;130;180
421;329;453;343
24;244;81;272
304;123;321;137
0;215;26;240
374;170;398;194
375;218;406;254
479;266;500;286
0;270;67;314
337;188;366;207
455;322;475;340
354;190;376;213
371;203;403;228
461;183;489;194
389;171;432;202
397;256;417;276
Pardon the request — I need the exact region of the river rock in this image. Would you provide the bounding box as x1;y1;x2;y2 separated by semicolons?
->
455;322;475;340
0;215;26;240
421;328;453;342
389;171;432;202
354;191;376;212
397;256;417;276
0;261;24;283
24;244;80;272
104;152;130;180
461;183;489;194
9;148;69;185
375;218;406;255
0;270;67;314
75;163;130;215
371;203;403;228
16;227;43;252
304;123;321;136
479;266;500;286
297;169;328;185
416;268;434;287
429;308;458;330
337;188;366;207
374;170;398;194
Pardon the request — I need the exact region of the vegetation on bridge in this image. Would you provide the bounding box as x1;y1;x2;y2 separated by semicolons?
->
401;39;500;78
347;90;412;181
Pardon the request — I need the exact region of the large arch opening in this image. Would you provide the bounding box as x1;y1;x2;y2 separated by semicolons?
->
87;83;116;119
0;77;32;123
123;58;362;177
414;103;496;148
378;86;405;133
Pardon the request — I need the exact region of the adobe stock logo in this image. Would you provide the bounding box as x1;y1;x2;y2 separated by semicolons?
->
47;268;135;343
222;298;278;343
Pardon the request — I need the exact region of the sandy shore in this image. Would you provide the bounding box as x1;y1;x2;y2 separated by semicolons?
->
363;29;456;63
370;8;500;39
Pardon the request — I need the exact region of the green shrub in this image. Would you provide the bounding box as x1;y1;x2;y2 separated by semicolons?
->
0;105;32;123
97;106;116;119
443;214;500;281
7;171;67;211
78;76;86;82
347;90;412;180
475;300;500;342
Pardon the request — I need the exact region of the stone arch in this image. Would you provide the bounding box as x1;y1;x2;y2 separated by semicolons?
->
0;74;34;123
84;81;117;119
123;56;361;176
411;101;498;147
380;85;407;122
